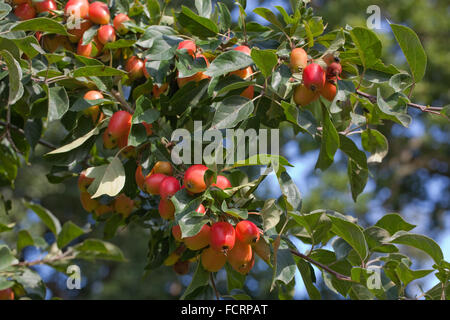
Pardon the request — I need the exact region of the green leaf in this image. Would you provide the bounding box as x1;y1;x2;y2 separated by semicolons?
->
12;36;45;60
375;89;412;127
132;97;159;124
211;96;254;129
375;213;416;236
181;262;210;300
289;211;332;246
260;199;283;232
361;129;388;163
339;134;367;170
250;48;278;78
73;66;127;78
23;201;61;236
253;7;285;31
271;240;296;289
195;0;212;18
12;18;70;36
0;49;23;105
389;232;444;264
86;157;126;198
277;170;302;211
47;86;69;122
0;246;17;270
57;221;85;249
179;210;209;238
73;239;126;262
315;105;339;171
177;5;218;38
204;50;253;78
0;2;12;20
12;267;46;298
389;72;414;93
296;259;321;300
17;230;34;252
225;264;246;291
221;201;248;219
395;261;433;286
350;27;382;69
390;24;427;83
347;159;368;202
45;124;104;155
104;39;136;49
147;0;161;24
328;216;368;262
216;2;231;32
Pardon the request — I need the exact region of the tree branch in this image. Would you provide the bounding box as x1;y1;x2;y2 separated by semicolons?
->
290;249;354;282
210;273;221;300
0;121;57;150
110;89;134;114
356;90;447;118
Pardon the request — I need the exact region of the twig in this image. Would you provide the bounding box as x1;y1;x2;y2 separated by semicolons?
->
356;90;446;118
290;249;354;282
210;273;220;300
0;121;57;150
110;89;134;114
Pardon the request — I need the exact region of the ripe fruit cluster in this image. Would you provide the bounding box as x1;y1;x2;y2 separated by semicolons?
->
13;0;56;21
171;218;261;275
291;48;343;106
78;170;134;217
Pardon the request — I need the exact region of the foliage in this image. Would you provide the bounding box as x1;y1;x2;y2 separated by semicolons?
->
0;0;448;300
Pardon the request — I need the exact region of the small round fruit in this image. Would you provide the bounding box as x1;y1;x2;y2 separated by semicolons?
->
67;19;92;43
159;176;181;199
240;85;254;99
230;66;253;80
235;220;260;244
176;54;210;88
113;13;130;34
212;175;232;190
80;192;99;212
93;204;113;216
65;0;89;19
177;40;196;57
78;170;94;192
97;24;116;44
172;225;182;242
106;110;132;139
135;165;146;190
323;52;340;66
227;240;253;274
14;3;36;20
125;56;145;80
201;247;227;272
158;198;175;220
320;81;337;101
33;0;57;14
0;288;14;300
173;260;190;275
151;161;173;176
234;45;251;55
210;222;236;253
142;122;153;136
293;84;319;107
88;1;110;25
326;62;342;80
303;63;326;92
152;83;169;98
184;224;211;251
83;90;103;123
114;193;134;217
143;173;167;195
77;36;103;57
290;47;308;71
183;164;209;194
